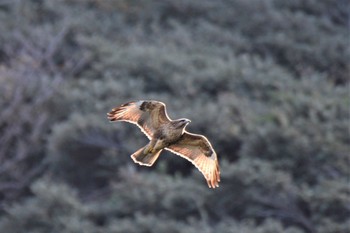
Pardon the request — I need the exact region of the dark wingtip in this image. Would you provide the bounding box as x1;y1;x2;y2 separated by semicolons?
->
107;116;116;122
107;109;118;121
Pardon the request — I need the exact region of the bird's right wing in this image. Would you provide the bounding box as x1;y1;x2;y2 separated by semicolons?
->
166;132;220;188
107;100;171;139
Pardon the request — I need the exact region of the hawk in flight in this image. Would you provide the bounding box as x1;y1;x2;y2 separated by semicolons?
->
107;100;220;188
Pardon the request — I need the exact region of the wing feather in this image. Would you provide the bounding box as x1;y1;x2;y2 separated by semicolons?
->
165;132;220;188
107;100;171;139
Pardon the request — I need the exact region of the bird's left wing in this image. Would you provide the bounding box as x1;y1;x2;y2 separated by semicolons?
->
107;100;171;139
165;132;220;188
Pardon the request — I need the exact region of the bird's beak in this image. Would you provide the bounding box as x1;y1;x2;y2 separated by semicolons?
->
186;119;191;123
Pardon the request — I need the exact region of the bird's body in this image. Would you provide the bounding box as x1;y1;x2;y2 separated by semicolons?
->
107;100;220;188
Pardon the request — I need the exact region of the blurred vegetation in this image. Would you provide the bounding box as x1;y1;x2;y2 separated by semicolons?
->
0;0;349;232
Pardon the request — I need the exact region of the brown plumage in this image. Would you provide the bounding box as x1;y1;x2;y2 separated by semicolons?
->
107;100;220;188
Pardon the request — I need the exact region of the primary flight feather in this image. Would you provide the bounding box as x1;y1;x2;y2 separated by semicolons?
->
107;100;220;188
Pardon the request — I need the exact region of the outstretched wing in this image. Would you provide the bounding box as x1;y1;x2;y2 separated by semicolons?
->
165;132;220;188
107;100;171;139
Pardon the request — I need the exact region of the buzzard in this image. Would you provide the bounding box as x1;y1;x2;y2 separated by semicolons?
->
107;100;220;188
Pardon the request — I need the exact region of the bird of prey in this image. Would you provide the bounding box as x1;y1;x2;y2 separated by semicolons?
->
107;100;220;188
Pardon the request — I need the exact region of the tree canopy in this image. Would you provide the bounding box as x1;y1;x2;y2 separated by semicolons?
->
0;1;349;233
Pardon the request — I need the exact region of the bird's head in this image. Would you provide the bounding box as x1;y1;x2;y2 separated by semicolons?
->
174;118;191;129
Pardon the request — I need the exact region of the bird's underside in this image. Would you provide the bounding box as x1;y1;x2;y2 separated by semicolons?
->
107;100;220;188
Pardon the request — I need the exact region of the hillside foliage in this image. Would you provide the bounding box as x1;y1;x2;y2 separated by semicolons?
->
0;0;349;232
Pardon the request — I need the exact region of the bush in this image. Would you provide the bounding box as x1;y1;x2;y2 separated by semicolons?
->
0;179;97;233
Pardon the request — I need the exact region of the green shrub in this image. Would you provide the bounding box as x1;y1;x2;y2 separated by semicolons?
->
0;179;97;233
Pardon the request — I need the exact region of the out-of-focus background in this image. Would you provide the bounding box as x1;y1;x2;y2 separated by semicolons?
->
0;0;349;232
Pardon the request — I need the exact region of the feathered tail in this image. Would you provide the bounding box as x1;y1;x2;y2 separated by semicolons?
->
131;146;162;167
